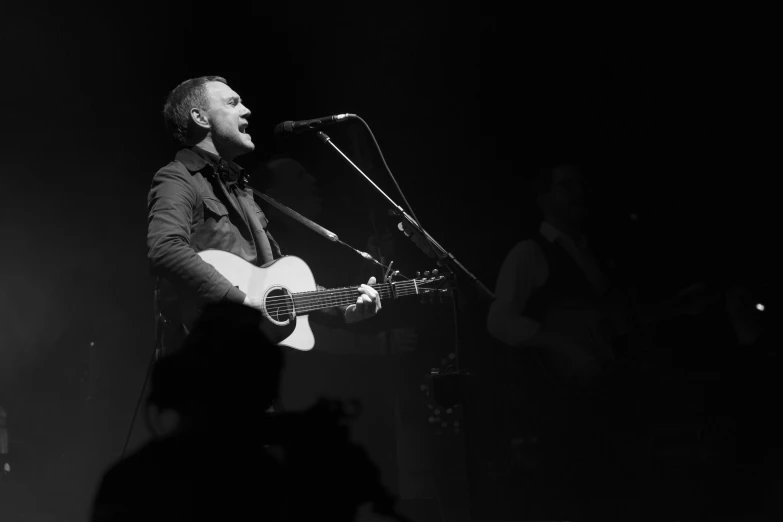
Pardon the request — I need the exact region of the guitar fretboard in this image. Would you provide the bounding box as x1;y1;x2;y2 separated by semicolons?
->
291;279;429;315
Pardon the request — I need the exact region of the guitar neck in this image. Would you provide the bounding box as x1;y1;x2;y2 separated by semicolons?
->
291;280;423;315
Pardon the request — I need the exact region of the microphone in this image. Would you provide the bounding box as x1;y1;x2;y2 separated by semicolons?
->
274;113;356;135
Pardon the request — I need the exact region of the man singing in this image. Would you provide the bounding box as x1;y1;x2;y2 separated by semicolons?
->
147;76;381;356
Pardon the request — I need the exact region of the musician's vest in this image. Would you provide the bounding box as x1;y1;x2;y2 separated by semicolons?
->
523;232;616;363
502;232;614;443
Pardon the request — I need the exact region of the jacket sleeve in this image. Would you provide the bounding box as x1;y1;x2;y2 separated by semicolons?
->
147;164;246;305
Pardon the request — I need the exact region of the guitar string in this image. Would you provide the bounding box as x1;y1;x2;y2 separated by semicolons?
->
290;281;424;301
263;284;411;306
286;293;430;315
292;285;428;302
261;279;442;307
296;290;427;314
266;287;435;312
263;286;438;315
269;286;429;310
266;295;427;316
271;278;425;297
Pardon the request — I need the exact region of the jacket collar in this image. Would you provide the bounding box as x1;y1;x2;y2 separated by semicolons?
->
175;146;246;184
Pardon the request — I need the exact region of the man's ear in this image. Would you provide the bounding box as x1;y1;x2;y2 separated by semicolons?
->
190;107;210;130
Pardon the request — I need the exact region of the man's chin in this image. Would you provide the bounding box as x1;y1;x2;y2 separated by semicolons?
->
237;138;255;155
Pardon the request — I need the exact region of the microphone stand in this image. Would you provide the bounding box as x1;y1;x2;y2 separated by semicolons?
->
316;129;494;307
315;127;494;366
316;124;485;521
316;131;494;303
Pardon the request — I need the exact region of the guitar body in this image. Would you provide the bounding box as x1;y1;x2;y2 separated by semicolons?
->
195;249;445;352
198;250;316;351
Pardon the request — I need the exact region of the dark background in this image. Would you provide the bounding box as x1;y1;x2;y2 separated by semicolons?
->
0;3;776;520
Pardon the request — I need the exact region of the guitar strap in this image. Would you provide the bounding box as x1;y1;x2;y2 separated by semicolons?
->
249;186;340;245
233;186;276;265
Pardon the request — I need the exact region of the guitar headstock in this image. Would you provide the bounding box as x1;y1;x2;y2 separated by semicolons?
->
414;269;451;304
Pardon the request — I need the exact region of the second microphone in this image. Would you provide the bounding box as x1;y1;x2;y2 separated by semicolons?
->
274;114;356;135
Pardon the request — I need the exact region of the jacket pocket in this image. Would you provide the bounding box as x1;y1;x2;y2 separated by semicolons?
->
203;196;229;218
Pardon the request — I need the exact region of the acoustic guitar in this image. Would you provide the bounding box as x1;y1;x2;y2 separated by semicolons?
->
198;249;447;351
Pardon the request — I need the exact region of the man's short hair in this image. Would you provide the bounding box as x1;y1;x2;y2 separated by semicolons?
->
162;76;227;146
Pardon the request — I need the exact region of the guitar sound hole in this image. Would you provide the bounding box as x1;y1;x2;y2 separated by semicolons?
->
265;287;294;324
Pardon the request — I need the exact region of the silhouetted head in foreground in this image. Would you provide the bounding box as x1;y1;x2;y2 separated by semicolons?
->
92;302;410;521
146;301;284;437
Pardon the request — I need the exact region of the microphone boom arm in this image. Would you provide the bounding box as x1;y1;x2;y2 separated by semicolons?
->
248;185;396;275
316;130;495;301
250;188;340;242
317;131;403;214
392;209;495;300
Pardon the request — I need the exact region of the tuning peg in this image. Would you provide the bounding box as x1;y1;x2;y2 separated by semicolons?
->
416;271;421;278
433;269;439;276
424;270;430;277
